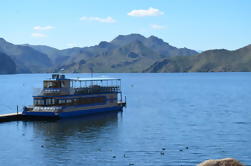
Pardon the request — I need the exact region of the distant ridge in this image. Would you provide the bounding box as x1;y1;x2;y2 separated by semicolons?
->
144;44;251;72
53;34;198;73
6;34;251;73
0;34;198;74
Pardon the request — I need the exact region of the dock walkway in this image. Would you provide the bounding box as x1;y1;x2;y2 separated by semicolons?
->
0;112;24;123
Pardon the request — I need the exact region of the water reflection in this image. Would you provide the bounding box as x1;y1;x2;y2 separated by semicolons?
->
29;112;121;138
21;112;123;165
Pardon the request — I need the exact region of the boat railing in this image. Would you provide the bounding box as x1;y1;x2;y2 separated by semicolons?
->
33;106;62;112
74;86;120;95
34;88;72;96
34;86;120;96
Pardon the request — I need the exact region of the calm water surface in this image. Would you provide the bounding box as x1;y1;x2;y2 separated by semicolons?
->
0;73;251;166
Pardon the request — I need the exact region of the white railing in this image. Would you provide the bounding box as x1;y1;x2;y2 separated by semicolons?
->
34;86;121;96
33;106;62;112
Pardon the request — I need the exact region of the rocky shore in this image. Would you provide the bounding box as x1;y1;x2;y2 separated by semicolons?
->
198;158;244;166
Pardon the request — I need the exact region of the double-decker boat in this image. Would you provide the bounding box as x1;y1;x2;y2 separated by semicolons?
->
22;74;126;118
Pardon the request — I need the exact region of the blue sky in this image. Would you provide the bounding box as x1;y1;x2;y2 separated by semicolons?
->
0;0;250;50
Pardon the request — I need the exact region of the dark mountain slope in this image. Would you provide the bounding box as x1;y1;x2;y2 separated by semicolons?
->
0;38;52;73
24;44;61;65
0;52;16;74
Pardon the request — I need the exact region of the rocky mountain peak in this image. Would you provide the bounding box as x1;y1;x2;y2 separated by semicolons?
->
148;35;165;44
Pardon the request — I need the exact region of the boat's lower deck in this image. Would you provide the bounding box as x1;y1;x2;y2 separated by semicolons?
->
22;103;124;118
25;90;126;118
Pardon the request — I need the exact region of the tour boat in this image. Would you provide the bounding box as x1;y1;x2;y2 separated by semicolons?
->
22;74;126;118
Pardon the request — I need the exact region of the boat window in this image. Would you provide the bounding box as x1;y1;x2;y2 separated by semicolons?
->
44;81;61;88
52;99;56;105
61;81;65;88
46;99;51;105
34;100;38;105
33;98;58;106
34;96;106;106
58;99;65;104
78;96;106;105
34;99;45;106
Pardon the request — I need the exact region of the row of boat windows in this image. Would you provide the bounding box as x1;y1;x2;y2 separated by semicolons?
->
34;96;109;106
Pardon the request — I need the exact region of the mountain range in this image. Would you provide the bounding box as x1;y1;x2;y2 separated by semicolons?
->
0;38;52;73
0;34;250;74
145;45;251;72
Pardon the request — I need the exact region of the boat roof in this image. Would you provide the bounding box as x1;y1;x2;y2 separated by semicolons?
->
69;77;121;81
46;74;121;82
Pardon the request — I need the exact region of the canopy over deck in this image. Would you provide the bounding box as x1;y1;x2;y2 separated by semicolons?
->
48;74;120;81
69;77;121;89
43;74;122;90
69;77;121;81
35;74;123;97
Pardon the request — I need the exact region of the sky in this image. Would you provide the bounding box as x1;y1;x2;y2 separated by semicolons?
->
0;0;251;51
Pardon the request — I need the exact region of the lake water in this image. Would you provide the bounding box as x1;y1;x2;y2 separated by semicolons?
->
0;73;251;166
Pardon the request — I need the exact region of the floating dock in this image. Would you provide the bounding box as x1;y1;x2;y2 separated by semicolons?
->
0;112;24;123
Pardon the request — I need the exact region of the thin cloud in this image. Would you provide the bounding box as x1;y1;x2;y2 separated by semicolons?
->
150;24;166;30
128;7;164;17
33;25;54;31
31;33;47;38
80;16;116;23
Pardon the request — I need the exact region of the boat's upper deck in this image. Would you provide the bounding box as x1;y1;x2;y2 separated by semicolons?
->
35;74;121;97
